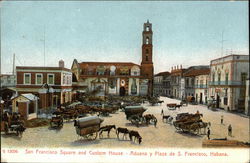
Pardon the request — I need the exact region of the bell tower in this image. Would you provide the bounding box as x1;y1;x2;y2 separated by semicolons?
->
141;20;154;96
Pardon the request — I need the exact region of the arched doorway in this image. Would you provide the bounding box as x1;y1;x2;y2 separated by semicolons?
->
120;87;126;96
216;94;220;108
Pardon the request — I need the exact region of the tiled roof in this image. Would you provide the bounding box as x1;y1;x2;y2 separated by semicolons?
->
22;93;39;101
184;68;210;77
79;62;140;69
16;66;71;71
154;71;170;77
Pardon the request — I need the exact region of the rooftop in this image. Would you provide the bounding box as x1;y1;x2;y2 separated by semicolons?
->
154;71;170;77
16;66;71;71
184;68;210;77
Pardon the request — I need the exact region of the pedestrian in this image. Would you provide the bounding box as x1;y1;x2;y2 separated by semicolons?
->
207;127;210;140
228;124;232;136
154;119;158;128
161;109;164;115
221;115;223;124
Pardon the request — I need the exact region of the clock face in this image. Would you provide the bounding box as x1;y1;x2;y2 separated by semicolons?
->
121;80;125;86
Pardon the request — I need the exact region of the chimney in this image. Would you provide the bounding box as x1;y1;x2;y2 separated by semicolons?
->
180;64;182;69
59;60;64;68
177;65;179;69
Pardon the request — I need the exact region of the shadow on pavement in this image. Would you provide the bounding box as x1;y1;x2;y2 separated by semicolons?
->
70;139;101;146
1;133;23;140
175;131;203;138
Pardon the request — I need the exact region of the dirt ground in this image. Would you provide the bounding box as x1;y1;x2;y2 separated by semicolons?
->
1;97;249;148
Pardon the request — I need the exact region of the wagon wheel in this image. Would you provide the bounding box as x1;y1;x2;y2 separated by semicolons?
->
19;130;24;137
16;130;19;136
173;122;180;130
86;132;98;140
4;123;9;134
50;121;53;127
191;128;199;135
60;120;64;127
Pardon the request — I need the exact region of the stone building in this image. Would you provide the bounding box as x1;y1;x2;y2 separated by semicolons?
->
11;93;38;120
209;54;249;113
0;74;16;88
153;71;171;97
170;65;186;99
194;68;210;104
16;60;73;109
71;21;154;97
183;65;210;102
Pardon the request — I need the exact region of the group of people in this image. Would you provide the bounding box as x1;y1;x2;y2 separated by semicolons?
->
207;115;233;140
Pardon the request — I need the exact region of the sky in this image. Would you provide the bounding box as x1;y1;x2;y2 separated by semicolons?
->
1;1;249;74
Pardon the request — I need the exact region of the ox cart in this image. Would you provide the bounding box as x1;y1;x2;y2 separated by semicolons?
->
124;106;147;127
173;113;209;135
74;116;104;140
167;103;177;110
1;112;26;136
180;100;188;106
50;113;63;128
186;96;197;105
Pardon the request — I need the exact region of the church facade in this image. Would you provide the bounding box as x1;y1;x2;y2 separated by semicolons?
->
71;21;154;96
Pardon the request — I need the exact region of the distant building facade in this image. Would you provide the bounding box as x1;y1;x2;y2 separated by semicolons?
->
71;21;154;97
16;60;72;109
170;65;186;99
11;93;38;120
0;74;16;88
194;68;210;104
153;71;171;97
209;54;249;112
0;74;16;103
183;66;210;103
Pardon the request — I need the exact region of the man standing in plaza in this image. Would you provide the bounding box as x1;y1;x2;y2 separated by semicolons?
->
207;128;211;140
228;124;232;136
221;115;224;124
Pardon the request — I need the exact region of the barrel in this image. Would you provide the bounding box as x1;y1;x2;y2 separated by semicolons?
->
75;116;104;128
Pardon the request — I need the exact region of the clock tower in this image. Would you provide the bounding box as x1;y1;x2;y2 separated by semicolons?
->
141;20;154;96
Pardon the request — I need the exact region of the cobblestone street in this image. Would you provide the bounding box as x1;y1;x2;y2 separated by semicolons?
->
1;97;249;148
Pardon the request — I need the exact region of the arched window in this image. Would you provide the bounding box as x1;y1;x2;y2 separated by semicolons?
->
110;66;116;76
146;26;150;31
146;37;149;44
146;49;149;54
146;55;148;61
218;72;221;85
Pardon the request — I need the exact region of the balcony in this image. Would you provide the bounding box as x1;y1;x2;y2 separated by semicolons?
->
194;85;208;89
209;81;242;86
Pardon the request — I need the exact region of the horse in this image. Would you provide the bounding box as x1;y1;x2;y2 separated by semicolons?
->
162;114;171;122
99;125;116;138
175;104;182;109
129;130;142;144
198;121;211;134
167;116;173;125
16;123;26;137
116;127;130;140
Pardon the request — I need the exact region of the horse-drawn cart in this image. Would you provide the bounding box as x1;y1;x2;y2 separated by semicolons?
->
167;103;176;110
173;113;209;135
124;106;147;127
74;116;104;140
1;112;26;136
50;113;63;128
